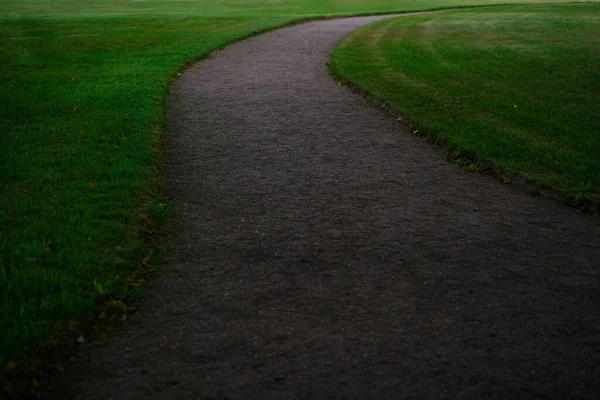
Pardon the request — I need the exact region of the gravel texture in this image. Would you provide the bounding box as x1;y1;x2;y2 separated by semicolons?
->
66;15;600;399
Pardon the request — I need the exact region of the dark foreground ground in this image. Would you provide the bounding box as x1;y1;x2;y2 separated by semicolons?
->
61;16;599;399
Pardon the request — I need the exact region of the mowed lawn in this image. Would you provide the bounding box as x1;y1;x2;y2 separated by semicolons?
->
331;3;600;202
0;0;580;372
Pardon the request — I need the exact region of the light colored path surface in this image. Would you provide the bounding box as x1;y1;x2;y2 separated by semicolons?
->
70;15;600;399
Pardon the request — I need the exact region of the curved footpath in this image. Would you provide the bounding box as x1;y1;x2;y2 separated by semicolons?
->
70;15;599;399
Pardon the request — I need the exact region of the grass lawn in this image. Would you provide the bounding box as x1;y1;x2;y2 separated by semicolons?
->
0;0;580;378
330;3;600;203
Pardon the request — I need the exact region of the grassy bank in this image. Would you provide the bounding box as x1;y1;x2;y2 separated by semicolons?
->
0;12;294;375
0;0;578;376
330;3;600;203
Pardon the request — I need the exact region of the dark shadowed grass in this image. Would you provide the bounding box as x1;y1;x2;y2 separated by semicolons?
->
0;0;582;376
0;14;298;374
330;3;600;202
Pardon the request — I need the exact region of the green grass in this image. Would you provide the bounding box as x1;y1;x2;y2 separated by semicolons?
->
330;3;600;202
0;0;584;373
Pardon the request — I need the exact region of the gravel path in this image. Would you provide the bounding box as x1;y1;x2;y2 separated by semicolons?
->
70;16;600;399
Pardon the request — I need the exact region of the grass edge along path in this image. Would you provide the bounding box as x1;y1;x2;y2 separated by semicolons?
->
329;3;600;210
0;0;586;394
0;14;307;392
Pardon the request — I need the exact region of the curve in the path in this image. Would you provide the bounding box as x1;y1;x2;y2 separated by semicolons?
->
74;16;600;399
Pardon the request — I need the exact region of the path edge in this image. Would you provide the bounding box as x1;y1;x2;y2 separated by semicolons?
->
327;47;600;216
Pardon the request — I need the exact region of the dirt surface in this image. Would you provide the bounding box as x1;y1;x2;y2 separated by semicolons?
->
65;16;600;399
